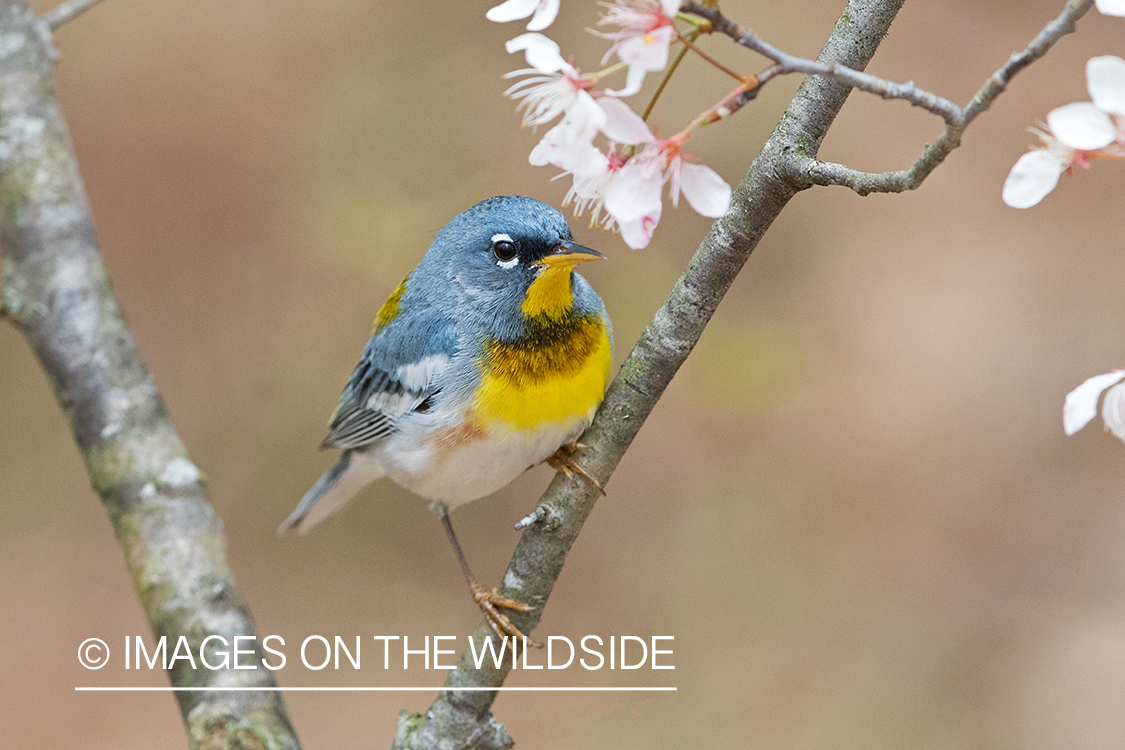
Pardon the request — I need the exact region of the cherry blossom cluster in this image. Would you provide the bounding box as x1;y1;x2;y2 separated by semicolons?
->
1003;54;1125;208
486;0;733;248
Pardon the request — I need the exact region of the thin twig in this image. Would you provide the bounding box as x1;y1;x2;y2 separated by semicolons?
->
643;31;697;122
676;28;744;81
683;1;961;122
42;0;107;30
792;0;1094;194
683;0;1096;195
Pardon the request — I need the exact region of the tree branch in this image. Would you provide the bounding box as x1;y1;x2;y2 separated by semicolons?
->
42;0;109;30
684;0;1096;195
684;1;961;122
391;1;907;747
0;3;300;748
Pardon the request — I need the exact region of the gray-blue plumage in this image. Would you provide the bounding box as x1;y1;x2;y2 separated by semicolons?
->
279;196;610;533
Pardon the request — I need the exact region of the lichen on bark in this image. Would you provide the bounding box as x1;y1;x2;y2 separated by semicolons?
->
0;2;301;748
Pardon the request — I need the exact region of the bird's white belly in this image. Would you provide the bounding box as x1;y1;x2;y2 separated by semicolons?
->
375;416;588;508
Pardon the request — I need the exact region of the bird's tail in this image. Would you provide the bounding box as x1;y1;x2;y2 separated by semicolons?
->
278;451;384;534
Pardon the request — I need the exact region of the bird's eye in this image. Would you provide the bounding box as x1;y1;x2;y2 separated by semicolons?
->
493;240;518;263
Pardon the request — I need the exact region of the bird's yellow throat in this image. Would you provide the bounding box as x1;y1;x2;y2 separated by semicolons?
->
373;264;610;433
474;312;611;432
522;265;574;319
476;264;610;432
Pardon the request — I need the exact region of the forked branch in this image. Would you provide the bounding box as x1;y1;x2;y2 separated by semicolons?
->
683;0;1096;195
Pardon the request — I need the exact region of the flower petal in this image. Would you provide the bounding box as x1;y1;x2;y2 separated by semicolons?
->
1047;102;1116;150
505;33;568;74
604;65;648;97
487;0;541;23
605;159;663;222
614;25;673;71
1095;0;1125;15
528;93;608;175
526;0;560;31
1102;382;1125;440
1087;55;1125;117
617;201;662;249
1002;150;1065;209
564;90;607;137
597;98;655;144
529;123;606;175
678;162;732;217
1064;370;1125;435
660;0;682;17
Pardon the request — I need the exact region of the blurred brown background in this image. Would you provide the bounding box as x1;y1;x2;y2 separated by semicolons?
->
3;0;1125;747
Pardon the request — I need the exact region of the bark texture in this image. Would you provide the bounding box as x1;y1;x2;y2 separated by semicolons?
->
391;1;906;748
0;3;300;748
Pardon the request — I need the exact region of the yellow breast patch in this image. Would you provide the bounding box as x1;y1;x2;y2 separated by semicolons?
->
474;316;612;432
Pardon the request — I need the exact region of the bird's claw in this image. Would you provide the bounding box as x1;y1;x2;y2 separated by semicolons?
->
470;583;541;647
546;443;605;495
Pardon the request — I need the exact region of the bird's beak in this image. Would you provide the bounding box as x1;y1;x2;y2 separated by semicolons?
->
536;239;606;268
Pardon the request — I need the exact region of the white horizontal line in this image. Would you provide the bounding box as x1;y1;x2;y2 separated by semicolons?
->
75;686;676;692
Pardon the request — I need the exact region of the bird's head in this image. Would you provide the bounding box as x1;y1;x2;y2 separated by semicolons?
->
425;196;604;324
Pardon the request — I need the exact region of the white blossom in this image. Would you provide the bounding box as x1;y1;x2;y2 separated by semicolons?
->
1088;55;1125;116
1002;149;1067;209
505;33;569;74
1003;56;1125;208
529;93;608;175
524;94;658;176
503;34;599;129
1096;0;1125;16
1064;371;1125;439
487;0;560;31
597;0;681;96
595;97;656;145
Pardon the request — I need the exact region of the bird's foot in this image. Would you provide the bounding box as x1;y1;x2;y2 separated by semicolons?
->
471;582;541;647
545;443;605;495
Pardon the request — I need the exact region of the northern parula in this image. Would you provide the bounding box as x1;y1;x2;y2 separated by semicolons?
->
279;196;612;640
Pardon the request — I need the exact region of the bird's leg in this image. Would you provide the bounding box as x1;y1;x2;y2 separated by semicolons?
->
545;442;605;495
436;502;540;646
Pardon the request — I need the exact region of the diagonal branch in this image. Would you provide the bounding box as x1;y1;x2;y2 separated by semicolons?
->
390;1;907;747
42;0;109;30
0;3;300;748
685;0;1096;195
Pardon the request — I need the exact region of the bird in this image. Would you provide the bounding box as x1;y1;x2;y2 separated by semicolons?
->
279;196;612;642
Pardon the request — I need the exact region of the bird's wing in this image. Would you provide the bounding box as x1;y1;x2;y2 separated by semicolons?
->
321;312;457;451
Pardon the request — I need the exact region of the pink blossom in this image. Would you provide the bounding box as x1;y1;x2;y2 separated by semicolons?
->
601;135;731;249
606;157;664;249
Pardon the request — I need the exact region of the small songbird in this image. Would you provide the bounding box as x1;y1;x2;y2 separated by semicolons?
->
280;196;612;641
